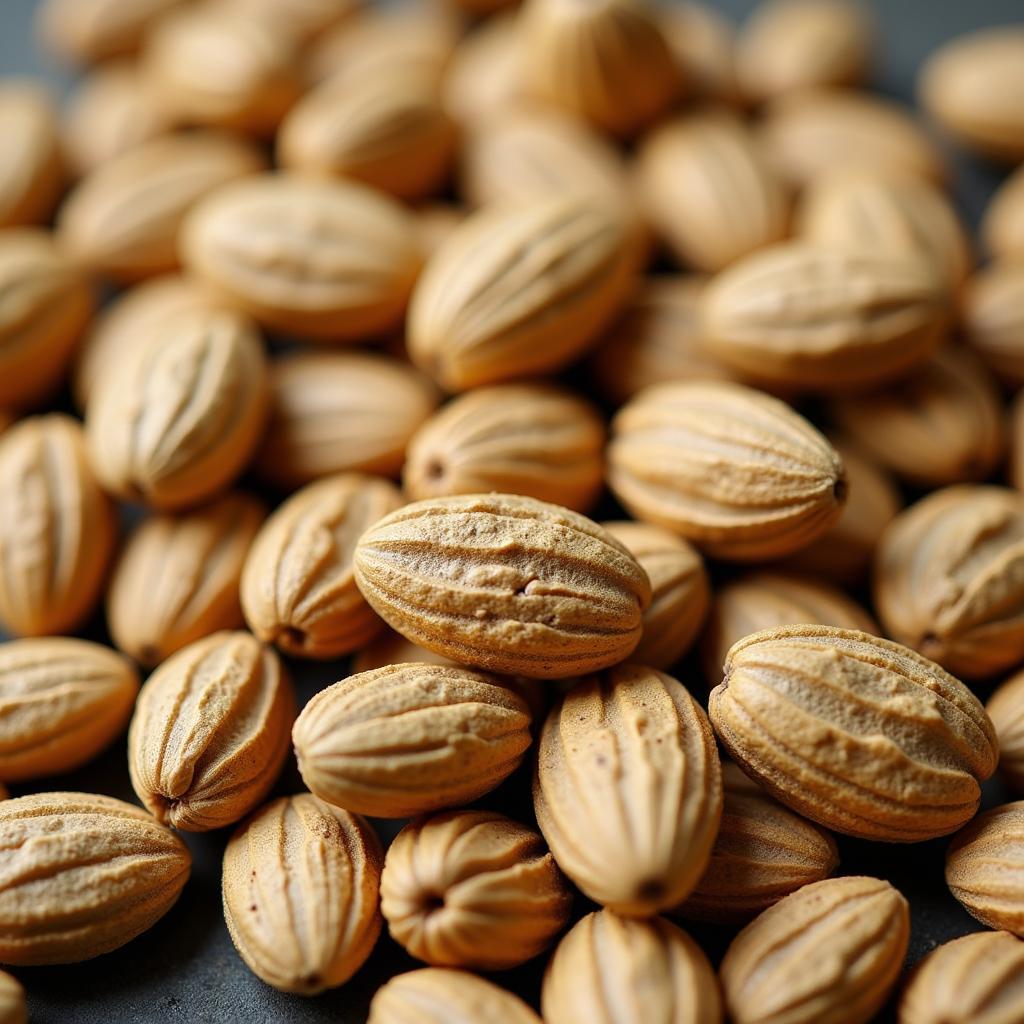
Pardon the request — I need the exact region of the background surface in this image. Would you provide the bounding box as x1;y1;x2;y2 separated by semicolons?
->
1;0;1022;1021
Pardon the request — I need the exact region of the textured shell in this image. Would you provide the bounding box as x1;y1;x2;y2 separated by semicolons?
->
608;381;846;562
900;930;1024;1024
0;81;62;229
37;0;184;63
0;229;93;409
758;88;945;189
542;911;722;1024
256;351;438;491
833;347;1003;488
964;262;1024;386
602;521;709;670
293;664;532;818
108;491;266;667
460;105;627;208
700;571;877;683
947;802;1024;935
85;306;268;510
380;810;571;970
278;71;456;202
128;631;295;831
368;968;541;1024
0;970;26;1024
534;665;722;915
988;671;1024;793
798;169;971;290
180;174;422;341
720;876;909;1024
443;13;526;128
677;763;839;923
0;792;191;965
983;164;1024;262
57;133;265;282
637;111;790;273
521;0;679;138
407;194;641;392
403;384;606;514
589;276;734;405
0;415;115;637
0;637;138;782
710;626;998;841
353;494;651;678
241;473;403;659
918;28;1024;162
222;794;382;994
736;0;872;101
701;242;945;392
874;485;1024;679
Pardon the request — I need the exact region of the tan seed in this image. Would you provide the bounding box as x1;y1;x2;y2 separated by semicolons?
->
987;671;1024;794
963;262;1024;386
37;0;185;65
982;163;1024;262
0;81;62;229
0;970;25;1024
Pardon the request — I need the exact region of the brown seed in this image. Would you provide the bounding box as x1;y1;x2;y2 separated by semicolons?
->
982;163;1024;262
946;801;1024;936
602;521;709;670
0;637;138;782
0;970;26;1024
677;763;839;923
128;631;295;831
899;930;1024;1024
660;2;740;106
443;14;527;128
720;876;909;1024
380;810;571;970
240;473;402;659
987;671;1024;794
711;626;998;841
0;414;115;637
542;910;722;1024
222;794;382;994
404;383;606;514
608;380;846;562
0;792;191;964
963;262;1024;386
0;81;62;229
107;491;266;667
354;494;651;678
292;663;532;817
874;485;1024;680
254;351;438;490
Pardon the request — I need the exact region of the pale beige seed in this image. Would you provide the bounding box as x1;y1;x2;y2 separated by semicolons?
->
608;380;846;562
0;81;62;229
677;763;839;923
603;521;709;670
0;970;26;1024
354;494;651;678
874;486;1024;680
711;626;998;841
521;0;681;138
637;110;790;274
963;262;1024;386
36;0;185;64
947;802;1024;936
700;571;877;683
404;384;606;514
255;351;438;490
701;241;946;393
57;132;265;283
241;473;402;659
293;663;533;817
918;28;1024;162
380;810;571;970
222;794;382;995
128;631;295;832
535;666;721;916
983;164;1024;261
0;792;191;965
900;930;1024;1024
661;2;741;106
0;415;115;637
108;491;266;668
181;173;423;342
589;276;735;405
542;911;722;1024
720;876;909;1024
0;229;93;410
988;671;1024;793
217;0;358;43
442;14;526;128
369;968;541;1024
408;194;641;392
0;638;138;782
736;0;873;103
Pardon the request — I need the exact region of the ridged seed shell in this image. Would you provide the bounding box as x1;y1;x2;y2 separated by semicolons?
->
987;670;1024;793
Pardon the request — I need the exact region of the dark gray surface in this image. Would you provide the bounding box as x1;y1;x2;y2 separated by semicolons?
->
2;0;1023;1021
